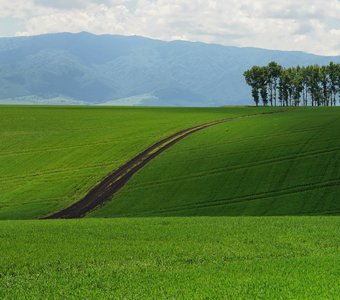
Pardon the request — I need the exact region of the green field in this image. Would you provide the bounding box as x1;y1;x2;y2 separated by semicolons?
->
1;217;339;299
1;105;340;299
93;107;340;217
0;105;270;220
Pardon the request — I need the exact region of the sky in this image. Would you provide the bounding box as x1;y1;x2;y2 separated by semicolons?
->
0;0;339;56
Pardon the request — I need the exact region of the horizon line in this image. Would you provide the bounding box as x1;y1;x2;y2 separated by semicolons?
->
1;31;339;58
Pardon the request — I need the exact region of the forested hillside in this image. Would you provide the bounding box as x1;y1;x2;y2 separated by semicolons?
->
1;32;339;106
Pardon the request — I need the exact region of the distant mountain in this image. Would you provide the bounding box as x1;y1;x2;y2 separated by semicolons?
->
0;32;339;106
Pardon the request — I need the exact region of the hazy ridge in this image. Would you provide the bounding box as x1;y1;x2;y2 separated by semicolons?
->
1;32;339;106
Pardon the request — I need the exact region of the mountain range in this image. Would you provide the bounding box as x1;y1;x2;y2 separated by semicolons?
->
0;32;339;106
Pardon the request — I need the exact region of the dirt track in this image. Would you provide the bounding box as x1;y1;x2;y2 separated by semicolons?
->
43;111;287;219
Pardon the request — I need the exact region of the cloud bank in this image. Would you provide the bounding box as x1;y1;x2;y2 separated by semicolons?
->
1;0;339;55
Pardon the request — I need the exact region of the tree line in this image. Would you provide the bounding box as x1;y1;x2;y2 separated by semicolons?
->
244;62;340;106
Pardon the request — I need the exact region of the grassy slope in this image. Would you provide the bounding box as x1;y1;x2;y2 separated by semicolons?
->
1;217;339;299
2;106;340;299
0;105;271;220
93;108;340;217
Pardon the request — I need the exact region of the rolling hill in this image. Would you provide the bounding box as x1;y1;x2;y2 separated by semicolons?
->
1;106;340;219
0;32;339;106
93;107;340;217
0;105;260;219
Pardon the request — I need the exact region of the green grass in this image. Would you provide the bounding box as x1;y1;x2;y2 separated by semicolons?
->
1;217;339;299
0;105;272;220
1;106;340;299
93;108;340;217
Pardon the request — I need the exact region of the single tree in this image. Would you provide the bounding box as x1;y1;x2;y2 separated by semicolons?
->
244;67;261;106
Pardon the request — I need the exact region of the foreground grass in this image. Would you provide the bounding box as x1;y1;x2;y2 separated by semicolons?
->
93;107;340;217
0;217;339;299
0;105;274;220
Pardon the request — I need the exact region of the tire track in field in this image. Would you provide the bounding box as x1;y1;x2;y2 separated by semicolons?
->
3;137;335;184
0;161;122;183
115;178;340;217
0;140;121;157
42;110;290;219
124;145;340;191
0;134;163;157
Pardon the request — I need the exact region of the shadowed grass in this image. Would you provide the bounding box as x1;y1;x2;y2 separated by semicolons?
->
92;108;340;217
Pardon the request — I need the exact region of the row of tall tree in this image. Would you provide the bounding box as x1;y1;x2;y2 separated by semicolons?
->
244;62;340;106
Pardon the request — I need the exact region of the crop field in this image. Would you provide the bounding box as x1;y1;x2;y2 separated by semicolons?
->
0;105;272;220
1;105;340;299
1;217;339;299
92;108;340;217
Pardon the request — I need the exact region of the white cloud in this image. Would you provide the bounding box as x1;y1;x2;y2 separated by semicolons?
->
1;0;339;55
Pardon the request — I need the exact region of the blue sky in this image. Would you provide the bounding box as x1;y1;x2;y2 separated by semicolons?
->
1;0;339;55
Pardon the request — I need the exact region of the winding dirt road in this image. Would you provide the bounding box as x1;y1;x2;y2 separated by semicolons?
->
43;110;287;219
